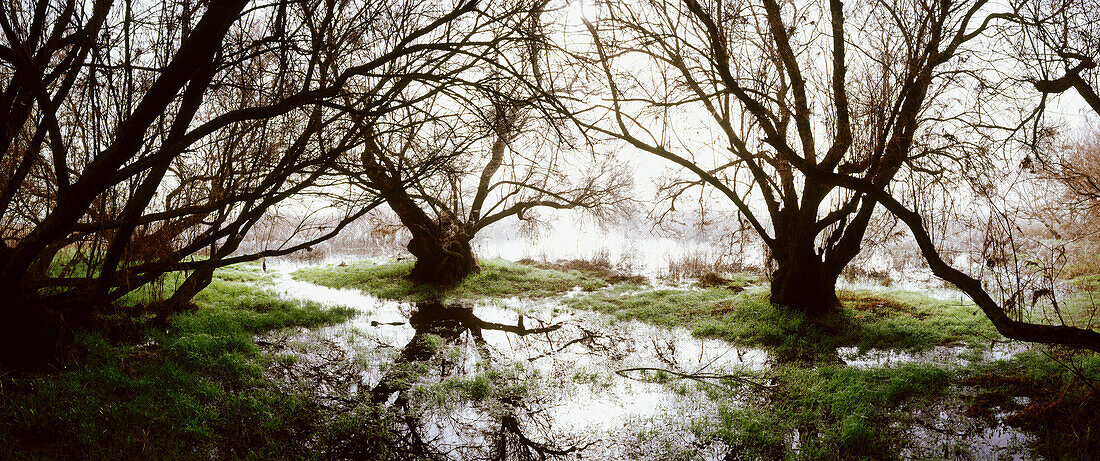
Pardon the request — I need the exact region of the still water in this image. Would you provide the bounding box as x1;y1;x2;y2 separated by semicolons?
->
253;261;1034;460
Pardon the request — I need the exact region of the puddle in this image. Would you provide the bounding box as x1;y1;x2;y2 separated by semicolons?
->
839;342;1030;369
900;406;1035;460
255;262;1038;459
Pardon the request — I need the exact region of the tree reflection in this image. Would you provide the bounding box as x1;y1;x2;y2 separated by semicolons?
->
372;300;591;460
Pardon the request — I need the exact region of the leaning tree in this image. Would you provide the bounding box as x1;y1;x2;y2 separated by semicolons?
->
0;0;541;367
762;0;1100;350
577;0;1012;314
335;2;632;285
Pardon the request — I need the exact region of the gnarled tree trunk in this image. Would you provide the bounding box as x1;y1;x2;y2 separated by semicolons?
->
364;152;479;286
405;218;479;286
767;202;863;316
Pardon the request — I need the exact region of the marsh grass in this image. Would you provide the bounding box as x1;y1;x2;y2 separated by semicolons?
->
564;286;1000;360
9;254;1097;459
40;252;275;306
594;283;1098;459
518;256;648;285
1066;242;1100;280
291;257;642;301
660;249;764;284
0;266;394;460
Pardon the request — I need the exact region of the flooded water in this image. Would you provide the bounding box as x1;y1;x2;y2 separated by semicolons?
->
256;261;1036;459
837;342;1030;369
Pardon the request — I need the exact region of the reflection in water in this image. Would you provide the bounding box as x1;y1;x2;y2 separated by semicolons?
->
265;265;766;458
262;263;1034;460
370;300;583;459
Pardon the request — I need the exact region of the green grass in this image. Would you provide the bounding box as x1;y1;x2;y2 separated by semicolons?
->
1059;277;1100;326
292;257;640;301
1071;274;1100;291
563;286;1001;359
702;362;956;460
561;285;744;328
0;267;395;460
111;263;275;308
13;252;1097;459
41;251;268;307
409;364;536;410
720;272;764;288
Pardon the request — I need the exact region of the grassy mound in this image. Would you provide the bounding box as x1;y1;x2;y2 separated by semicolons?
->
292;257;644;301
563;286;1001;359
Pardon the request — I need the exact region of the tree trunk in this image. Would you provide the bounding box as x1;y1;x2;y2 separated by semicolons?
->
406;219;479;286
768;215;843;316
363;155;479;286
769;259;841;316
0;293;71;369
159;266;213;316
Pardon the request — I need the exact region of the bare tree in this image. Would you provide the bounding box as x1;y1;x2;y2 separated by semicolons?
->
338;3;632;285
742;0;1100;350
578;0;1008;315
1014;0;1100;217
0;0;540;367
1018;0;1100;116
0;0;257;366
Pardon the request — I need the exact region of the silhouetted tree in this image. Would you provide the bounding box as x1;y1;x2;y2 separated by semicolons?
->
0;0;541;366
579;0;1007;315
339;3;631;285
760;0;1100;350
1014;0;1100;218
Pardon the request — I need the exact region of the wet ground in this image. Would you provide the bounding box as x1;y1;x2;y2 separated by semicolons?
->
258;261;1037;460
